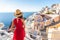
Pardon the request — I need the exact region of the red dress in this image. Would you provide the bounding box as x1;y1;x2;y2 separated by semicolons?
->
13;18;25;40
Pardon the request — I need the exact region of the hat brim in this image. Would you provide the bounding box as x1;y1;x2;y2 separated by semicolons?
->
14;13;22;17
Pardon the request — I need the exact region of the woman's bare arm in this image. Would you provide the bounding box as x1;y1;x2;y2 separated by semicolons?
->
21;19;25;29
9;21;15;31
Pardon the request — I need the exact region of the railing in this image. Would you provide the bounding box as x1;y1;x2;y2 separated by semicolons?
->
0;29;60;40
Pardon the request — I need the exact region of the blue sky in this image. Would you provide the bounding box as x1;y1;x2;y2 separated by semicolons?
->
0;0;60;12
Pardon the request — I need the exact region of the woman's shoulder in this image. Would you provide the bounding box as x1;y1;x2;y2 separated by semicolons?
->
12;18;17;21
21;18;24;21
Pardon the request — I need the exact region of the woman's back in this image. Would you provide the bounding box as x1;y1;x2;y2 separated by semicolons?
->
13;18;24;30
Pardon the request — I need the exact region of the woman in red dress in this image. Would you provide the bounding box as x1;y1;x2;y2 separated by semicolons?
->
9;9;25;40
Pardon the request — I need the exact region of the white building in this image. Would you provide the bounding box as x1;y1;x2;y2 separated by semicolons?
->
39;6;52;14
51;4;60;14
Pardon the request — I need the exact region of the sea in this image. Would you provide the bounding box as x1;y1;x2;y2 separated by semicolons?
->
0;12;34;27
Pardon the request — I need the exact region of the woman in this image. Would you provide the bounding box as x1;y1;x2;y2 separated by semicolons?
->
9;9;25;40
